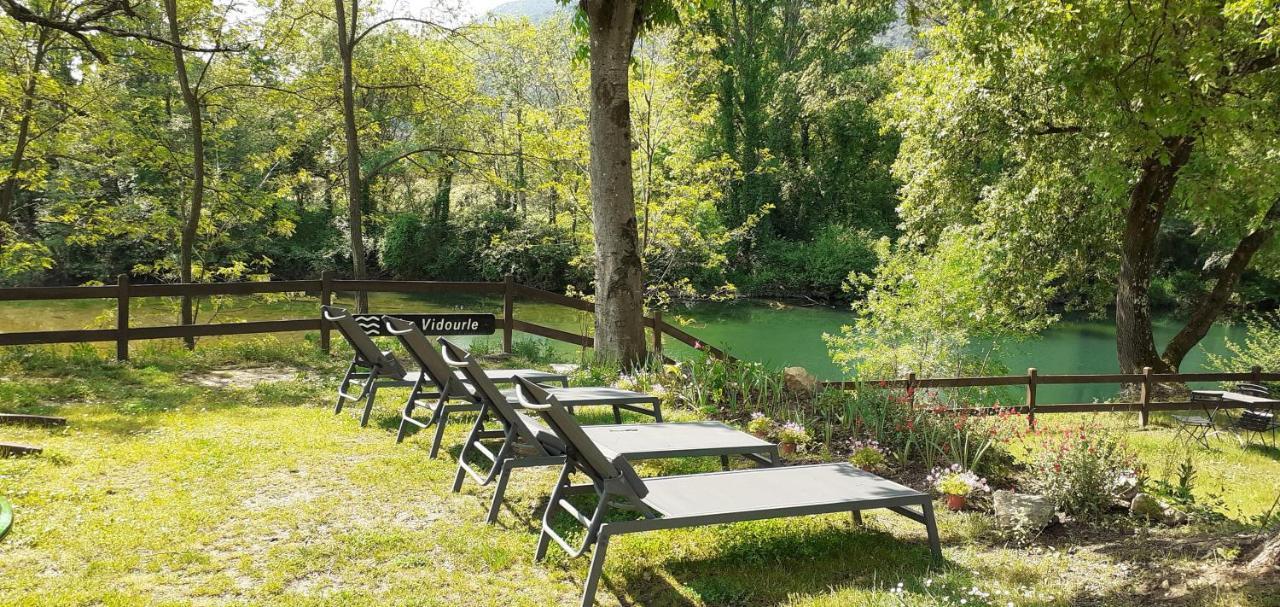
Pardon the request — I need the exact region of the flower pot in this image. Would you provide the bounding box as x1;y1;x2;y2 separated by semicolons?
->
752;430;769;440
780;442;796;457
944;494;967;511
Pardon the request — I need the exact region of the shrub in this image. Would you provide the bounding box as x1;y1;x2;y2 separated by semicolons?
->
379;209;581;290
746;412;774;436
928;464;990;497
737;224;878;299
1025;425;1138;520
848;439;887;471
777;421;810;445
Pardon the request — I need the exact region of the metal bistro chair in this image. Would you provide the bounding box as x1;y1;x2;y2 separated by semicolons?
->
1227;383;1279;448
1173;391;1225;448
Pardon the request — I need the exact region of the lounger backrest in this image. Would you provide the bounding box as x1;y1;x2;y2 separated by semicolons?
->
513;375;649;498
437;338;548;453
384;316;456;392
323;306;404;374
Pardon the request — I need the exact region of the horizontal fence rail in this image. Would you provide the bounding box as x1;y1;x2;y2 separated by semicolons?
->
0;275;1273;428
821;366;1278;427
0;273;717;365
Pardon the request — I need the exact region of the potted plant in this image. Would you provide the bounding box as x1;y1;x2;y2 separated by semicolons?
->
776;421;809;456
747;412;774;440
848;439;887;472
928;464;989;511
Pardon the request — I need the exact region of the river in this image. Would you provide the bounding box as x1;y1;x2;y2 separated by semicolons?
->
0;292;1247;403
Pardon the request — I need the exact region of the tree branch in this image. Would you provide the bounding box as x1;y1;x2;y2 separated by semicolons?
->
1162;195;1280;369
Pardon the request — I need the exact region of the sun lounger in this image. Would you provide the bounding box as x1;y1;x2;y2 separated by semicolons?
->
324;306;417;427
443;347;777;523
514;375;942;607
383;316;567;456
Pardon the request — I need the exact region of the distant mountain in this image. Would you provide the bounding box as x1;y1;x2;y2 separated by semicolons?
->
486;0;567;22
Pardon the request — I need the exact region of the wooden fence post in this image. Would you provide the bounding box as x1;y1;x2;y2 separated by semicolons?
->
1139;366;1152;427
1026;367;1038;429
906;372;917;410
116;273;130;362
503;274;514;355
319;270;332;355
652;309;663;358
1251;365;1262;384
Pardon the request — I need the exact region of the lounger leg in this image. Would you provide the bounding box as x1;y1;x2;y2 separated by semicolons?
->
580;531;610;607
720;454;730;471
359;382;379;427
851;510;864;526
429;408;451;459
921;500;942;561
537;462;574;562
486;458;517;524
334;364;355;414
453;413;485;491
612;405;622;424
652;402;663;422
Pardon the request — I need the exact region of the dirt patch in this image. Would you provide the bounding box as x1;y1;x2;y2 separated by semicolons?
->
184;366;305;389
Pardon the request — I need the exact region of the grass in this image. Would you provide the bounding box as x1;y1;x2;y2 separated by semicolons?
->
1;340;1278;606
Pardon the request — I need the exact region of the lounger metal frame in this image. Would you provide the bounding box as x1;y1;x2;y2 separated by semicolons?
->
384;317;567;457
324;306;415;427
516;376;942;607
447;342;767;524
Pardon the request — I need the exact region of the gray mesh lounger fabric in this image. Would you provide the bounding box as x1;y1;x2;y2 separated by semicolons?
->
515;375;942;607
443;340;778;524
639;463;923;518
384;316;566;456
581;421;774;461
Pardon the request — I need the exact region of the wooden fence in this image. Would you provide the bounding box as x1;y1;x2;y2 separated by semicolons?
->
0;273;727;362
821;367;1279;427
0;275;1272;427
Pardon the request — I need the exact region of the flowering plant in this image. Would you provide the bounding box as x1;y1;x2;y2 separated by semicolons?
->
849;439;887;471
776;421;810;444
928;464;989;497
746;412;774;436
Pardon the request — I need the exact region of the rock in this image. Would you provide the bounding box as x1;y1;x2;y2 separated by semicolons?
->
993;490;1055;531
1162;507;1189;526
550;363;580;375
783;366;818;393
1112;471;1141;501
1130;492;1165;520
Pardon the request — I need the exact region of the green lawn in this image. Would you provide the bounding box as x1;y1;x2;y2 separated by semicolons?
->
0;340;1277;606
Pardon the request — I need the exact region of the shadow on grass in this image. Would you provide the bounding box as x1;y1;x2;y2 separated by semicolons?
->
1241;442;1280;461
608;521;953;606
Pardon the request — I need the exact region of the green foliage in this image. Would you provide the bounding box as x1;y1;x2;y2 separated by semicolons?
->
825;232;1028;379
380;209;581;290
1209;312;1280;375
737;225;878;300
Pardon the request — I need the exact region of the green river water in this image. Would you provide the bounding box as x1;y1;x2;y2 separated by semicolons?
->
0;292;1248;404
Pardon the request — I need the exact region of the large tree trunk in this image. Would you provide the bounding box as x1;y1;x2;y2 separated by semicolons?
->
0;28;50;224
335;0;369;312
583;0;647;368
1115;136;1195;374
1162;196;1280;369
165;0;204;349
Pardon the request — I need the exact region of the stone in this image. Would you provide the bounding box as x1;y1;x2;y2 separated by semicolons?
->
783;366;818;393
993;490;1055;531
1130;492;1165;520
1112;471;1141;501
1162;507;1189;526
550;363;580;375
